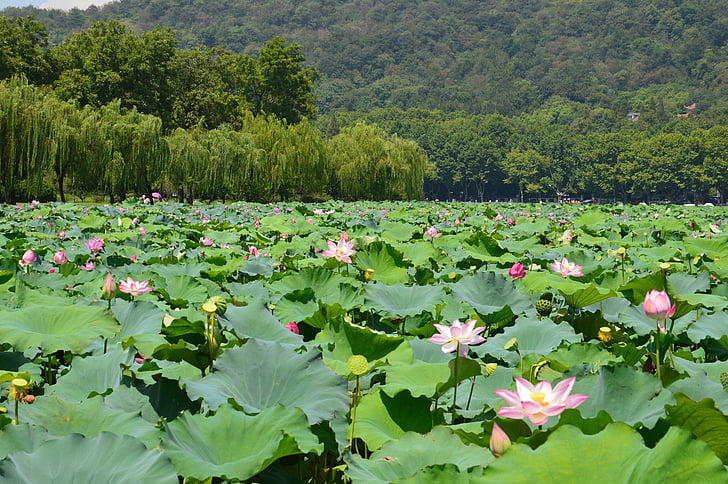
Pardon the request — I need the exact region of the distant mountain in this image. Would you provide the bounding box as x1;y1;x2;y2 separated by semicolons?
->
3;0;728;117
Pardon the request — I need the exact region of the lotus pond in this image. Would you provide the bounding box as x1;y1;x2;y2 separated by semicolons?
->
0;200;727;483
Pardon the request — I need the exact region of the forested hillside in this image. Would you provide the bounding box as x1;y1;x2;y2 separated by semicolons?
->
3;0;728;117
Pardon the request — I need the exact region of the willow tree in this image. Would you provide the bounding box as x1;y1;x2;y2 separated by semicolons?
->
165;127;210;203
0;78;55;202
328;123;430;200
98;101;168;202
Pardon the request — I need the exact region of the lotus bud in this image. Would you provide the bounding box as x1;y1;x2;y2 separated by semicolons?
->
490;423;511;458
285;322;300;334
102;272;116;299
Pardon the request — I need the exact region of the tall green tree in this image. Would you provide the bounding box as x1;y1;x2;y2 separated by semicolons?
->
225;36;319;124
0;16;51;84
50;20;177;125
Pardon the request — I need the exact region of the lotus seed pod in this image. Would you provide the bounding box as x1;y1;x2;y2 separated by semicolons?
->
207;296;228;315
598;326;613;343
347;355;369;376
535;299;553;317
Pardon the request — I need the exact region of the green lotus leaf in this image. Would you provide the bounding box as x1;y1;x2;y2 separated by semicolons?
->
273;288;320;323
48;345;130;401
77;214;107;229
162;404;321;482
570;366;674;427
0;432;178;484
684;235;728;259
354;241;410;285
182;340;348;424
572;210;609;228
546;342;621;370
687;311;728;342
667;392;728;465
668;271;711;295
397;240;443;266
0;299;119;354
110;300;167;355
474;317;580;364
383;359;450;398
222;304;302;345
557;283;616;309
149;262;208;280
668;369;728;414
449;272;532;323
394;463;482;483
481;423;725;483
20;395;161;449
267;266;347;299
461;232;507;262
318;282;364;311
162;275;209;305
354;388;439;450
345;426;493;484
239;256;276;277
315;320;410;376
378;221;419;242
0;423;52;460
363;282;445;318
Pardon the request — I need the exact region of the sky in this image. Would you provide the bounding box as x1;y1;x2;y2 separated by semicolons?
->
0;0;115;9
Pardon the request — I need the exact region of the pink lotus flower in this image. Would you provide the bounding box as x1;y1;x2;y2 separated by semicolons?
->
200;237;214;246
427;319;486;357
321;235;357;264
248;245;262;256
286;322;300;334
490;423;511;458
424;226;442;239
58;231;66;239
493;377;588;426
139;226;146;236
20;249;37;266
152;192;162;199
85;238;105;252
80;261;95;271
508;262;526;279
52;250;68;264
643;290;675;322
550;257;584;277
119;277;153;296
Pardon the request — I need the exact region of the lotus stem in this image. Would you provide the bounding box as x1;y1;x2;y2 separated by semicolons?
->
349;375;361;453
452;349;460;419
655;329;661;381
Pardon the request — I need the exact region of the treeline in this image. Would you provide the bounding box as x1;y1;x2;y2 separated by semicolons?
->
0;17;319;130
0;78;429;203
4;0;728;119
332;105;728;203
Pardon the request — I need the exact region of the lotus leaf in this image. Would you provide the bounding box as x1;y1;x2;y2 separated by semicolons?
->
182;340;348;424
0;432;178;484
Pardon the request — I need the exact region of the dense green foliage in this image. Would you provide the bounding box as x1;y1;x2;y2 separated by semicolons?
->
4;0;728;118
0;78;429;203
3;2;728;202
336;107;728;203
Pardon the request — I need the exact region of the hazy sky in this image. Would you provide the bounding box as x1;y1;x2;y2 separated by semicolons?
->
0;0;115;9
